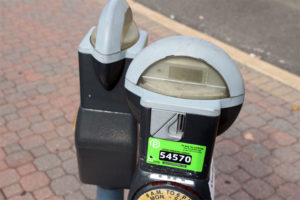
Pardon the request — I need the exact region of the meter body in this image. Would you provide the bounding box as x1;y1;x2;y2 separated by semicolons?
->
124;36;244;199
75;0;147;189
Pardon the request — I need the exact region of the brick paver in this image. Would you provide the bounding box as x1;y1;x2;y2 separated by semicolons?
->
0;0;299;199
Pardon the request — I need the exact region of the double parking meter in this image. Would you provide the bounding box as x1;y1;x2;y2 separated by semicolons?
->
125;36;244;199
75;0;244;199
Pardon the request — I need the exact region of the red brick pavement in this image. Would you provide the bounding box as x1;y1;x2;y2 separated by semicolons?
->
0;0;300;199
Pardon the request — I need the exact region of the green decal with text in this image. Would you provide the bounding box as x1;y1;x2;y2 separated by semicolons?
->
147;137;206;172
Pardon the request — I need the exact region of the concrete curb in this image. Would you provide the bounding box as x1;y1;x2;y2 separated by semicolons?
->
128;0;300;91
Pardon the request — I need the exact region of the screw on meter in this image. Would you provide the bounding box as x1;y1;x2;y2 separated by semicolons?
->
137;189;193;200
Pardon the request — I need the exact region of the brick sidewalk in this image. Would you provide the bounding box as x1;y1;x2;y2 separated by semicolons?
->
0;0;299;199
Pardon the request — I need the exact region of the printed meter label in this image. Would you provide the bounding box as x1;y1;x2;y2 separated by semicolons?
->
147;137;206;172
137;189;192;200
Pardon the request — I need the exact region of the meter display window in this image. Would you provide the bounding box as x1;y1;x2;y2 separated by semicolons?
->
138;56;229;100
169;66;203;83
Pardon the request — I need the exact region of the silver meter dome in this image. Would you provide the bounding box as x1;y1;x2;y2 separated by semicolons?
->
125;36;244;135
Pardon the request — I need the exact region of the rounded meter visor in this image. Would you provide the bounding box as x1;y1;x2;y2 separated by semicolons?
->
90;8;139;51
138;56;229;100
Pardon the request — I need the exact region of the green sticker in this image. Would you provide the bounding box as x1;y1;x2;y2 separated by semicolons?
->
147;137;206;172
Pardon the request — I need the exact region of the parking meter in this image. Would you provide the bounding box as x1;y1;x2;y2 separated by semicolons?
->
75;0;147;189
124;36;244;199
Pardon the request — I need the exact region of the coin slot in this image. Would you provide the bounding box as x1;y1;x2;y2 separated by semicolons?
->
177;114;185;133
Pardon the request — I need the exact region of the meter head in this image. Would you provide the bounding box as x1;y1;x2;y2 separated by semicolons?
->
75;0;148;188
125;36;244;135
126;36;244;200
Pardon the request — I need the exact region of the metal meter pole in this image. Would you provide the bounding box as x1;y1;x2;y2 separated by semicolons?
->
97;187;124;200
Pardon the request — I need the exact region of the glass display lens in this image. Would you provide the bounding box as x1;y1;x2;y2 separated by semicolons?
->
138;56;229;100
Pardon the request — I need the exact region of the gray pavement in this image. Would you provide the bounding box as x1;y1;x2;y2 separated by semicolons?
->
136;0;300;75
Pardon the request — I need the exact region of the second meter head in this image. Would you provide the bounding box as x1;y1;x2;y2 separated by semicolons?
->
125;36;244;200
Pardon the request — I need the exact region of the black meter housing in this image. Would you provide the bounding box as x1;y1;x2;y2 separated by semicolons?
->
75;55;136;188
126;97;219;200
74;0;148;189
